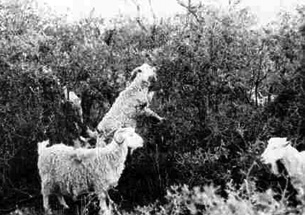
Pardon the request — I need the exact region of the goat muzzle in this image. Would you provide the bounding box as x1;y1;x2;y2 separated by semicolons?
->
260;156;266;164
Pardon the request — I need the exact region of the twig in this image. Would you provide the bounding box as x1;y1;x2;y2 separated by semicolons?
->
279;175;289;203
131;0;148;32
12;188;33;198
244;161;258;196
147;0;156;22
176;0;202;24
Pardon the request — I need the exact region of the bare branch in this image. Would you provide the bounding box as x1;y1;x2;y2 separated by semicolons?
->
176;0;202;23
131;0;148;32
136;18;148;32
148;0;157;22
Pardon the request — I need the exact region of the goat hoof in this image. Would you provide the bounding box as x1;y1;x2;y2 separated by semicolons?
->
45;209;52;215
159;117;166;123
63;205;69;209
99;210;111;215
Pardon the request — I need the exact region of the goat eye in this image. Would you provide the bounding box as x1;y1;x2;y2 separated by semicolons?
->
137;102;147;110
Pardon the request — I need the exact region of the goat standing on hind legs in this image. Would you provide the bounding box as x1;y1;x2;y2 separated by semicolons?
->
37;127;144;215
95;63;164;146
261;137;305;202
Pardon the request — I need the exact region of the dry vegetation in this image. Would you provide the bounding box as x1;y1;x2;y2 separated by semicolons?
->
1;0;305;214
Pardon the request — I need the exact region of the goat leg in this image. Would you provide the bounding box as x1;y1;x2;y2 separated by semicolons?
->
144;107;164;121
56;195;69;209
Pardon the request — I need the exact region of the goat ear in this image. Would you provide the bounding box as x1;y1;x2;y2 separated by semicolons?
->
280;137;291;147
130;68;142;81
114;129;126;144
284;139;291;146
86;126;98;139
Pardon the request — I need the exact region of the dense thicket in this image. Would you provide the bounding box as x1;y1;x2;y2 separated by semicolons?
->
1;0;305;213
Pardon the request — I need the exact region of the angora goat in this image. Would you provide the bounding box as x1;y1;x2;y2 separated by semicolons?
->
37;127;143;215
261;137;305;198
96;63;163;146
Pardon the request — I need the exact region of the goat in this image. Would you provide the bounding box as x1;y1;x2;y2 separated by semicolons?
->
37;127;143;215
63;86;83;123
261;137;305;199
96;63;164;146
249;88;276;106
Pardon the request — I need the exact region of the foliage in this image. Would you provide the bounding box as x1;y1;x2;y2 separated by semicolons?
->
1;0;305;214
130;182;294;215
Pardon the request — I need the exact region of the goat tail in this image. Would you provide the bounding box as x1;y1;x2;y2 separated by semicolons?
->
37;140;49;155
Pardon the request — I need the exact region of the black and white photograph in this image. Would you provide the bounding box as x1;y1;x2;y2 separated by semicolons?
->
1;0;305;214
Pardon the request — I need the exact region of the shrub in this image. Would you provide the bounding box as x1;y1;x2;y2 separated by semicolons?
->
1;0;305;213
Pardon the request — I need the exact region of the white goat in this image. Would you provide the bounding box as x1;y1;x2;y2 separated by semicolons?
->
249;88;276;106
63;86;83;122
96;63;163;146
261;137;305;198
37;127;143;215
